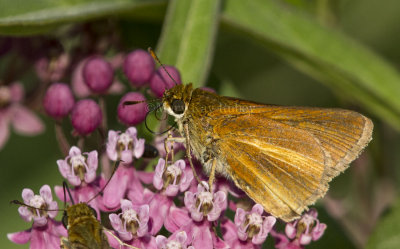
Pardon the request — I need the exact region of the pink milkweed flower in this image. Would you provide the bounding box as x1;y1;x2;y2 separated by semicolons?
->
57;146;98;186
109;199;150;241
0;82;44;150
220;218;259;249
234;204;276;245
184;181;227;222
169;207;228;249
17;185;58;226
8;185;67;249
153;158;193;196
156;231;194;249
106;127;145;164
284;209;327;246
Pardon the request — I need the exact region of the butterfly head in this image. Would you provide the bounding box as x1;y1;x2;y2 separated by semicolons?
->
162;83;193;119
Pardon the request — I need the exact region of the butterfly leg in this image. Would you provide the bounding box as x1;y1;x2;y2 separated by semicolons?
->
209;158;217;192
183;123;202;184
164;131;175;163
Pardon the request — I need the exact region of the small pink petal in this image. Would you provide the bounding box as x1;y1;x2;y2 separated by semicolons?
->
184;191;195;209
153;159;165;190
57;160;70;179
312;223;327;241
69;146;81;156
109;213;122;231
32;216;47;227
155;235;167;248
120;150;133;164
39;185;53;203
84;170;96;184
67;175;81;186
176;231;188;244
179;169;193;192
299;233;312;245
7;229;31;244
121;199;134;211
234;208;246;226
47;201;58;218
134;138;145;158
18;206;32;222
139;205;150;224
126;127;138;137
165;185;179;197
251;204;264;215
21;188;34;203
285;223;297;239
11;105;44;135
86;150;98;170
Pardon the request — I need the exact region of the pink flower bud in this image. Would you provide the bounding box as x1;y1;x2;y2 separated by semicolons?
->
117;92;147;126
83;56;113;93
43;83;75;119
123;49;155;87
71;99;102;135
150;65;181;98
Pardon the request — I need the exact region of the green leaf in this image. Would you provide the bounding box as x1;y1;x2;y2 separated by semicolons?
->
366;199;400;249
156;0;221;87
0;0;165;35
221;0;400;130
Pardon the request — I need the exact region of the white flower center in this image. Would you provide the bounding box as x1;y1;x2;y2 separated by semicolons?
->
198;191;213;203
118;133;133;147
122;209;139;223
165;240;182;249
29;195;45;208
247;212;263;227
70;154;86;169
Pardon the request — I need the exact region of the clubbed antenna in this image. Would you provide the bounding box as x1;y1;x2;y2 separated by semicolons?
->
148;47;179;86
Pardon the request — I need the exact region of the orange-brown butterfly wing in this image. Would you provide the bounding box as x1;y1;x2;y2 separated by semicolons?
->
208;102;372;221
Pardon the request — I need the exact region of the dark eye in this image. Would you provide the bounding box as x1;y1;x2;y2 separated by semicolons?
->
62;211;68;228
171;99;185;114
89;206;98;219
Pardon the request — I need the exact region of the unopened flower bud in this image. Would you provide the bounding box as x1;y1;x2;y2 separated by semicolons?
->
43;83;75;119
123;49;155;87
83;56;113;93
117;92;147;126
150;65;181;98
71;99;102;135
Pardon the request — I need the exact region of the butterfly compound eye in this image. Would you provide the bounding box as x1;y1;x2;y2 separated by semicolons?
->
171;99;185;114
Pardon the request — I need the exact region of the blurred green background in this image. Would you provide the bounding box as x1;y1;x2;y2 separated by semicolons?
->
1;0;400;248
